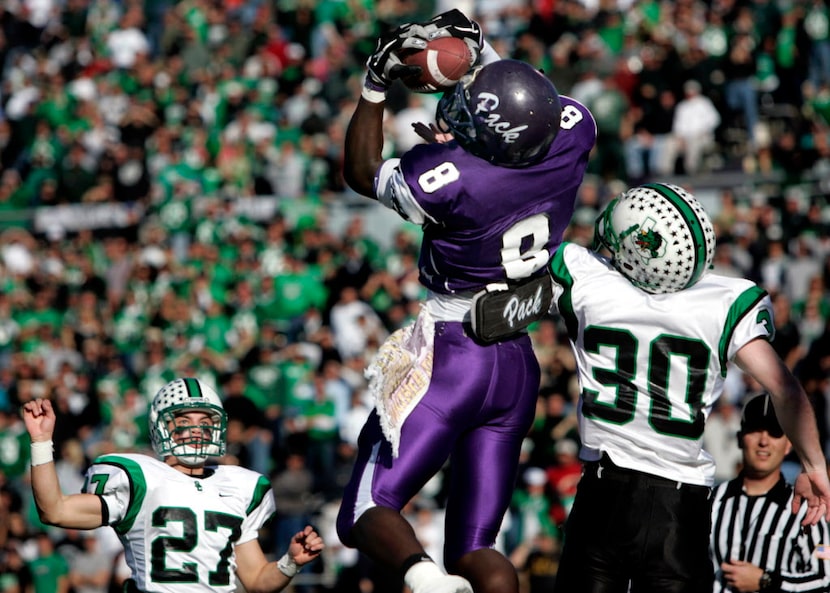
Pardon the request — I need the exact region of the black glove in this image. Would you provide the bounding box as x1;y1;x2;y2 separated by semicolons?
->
413;9;483;66
411;122;439;143
411;122;454;144
365;25;428;93
363;10;483;101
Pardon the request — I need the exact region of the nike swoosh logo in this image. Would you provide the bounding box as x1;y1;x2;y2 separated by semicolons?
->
218;493;232;497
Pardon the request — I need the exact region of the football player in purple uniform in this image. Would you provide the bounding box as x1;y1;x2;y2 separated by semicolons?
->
335;10;597;593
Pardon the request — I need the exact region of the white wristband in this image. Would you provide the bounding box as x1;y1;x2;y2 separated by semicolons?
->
30;440;54;466
361;86;386;103
277;553;299;578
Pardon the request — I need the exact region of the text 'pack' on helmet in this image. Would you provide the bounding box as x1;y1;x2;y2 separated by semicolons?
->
436;59;562;167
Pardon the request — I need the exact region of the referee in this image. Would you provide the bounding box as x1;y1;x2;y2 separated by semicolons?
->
710;393;830;592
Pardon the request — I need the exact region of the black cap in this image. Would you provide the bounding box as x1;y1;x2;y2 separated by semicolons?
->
739;393;784;438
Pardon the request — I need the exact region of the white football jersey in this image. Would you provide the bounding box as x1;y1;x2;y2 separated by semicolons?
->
550;243;774;486
82;453;275;592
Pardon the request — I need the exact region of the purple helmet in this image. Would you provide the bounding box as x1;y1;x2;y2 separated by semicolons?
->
436;59;562;167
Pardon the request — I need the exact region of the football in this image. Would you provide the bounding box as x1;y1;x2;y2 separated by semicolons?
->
399;36;473;93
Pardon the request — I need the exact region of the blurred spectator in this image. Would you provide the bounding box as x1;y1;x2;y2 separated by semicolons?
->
624;88;677;182
711;242;744;279
338;387;371;465
105;6;150;70
26;532;69;593
585;71;632;180
667;79;722;174
722;33;759;151
805;0;830;90
54;439;86;496
301;371;341;498
569;66;604;108
702;399;744;484
267;139;308;199
531;318;576;395
328;286;387;361
221;371;272;475
271;450;320;558
0;410;29;489
545;439;581;524
785;234;822;304
66;532;111;593
526;387;572;469
773;8;808;108
0;543;29;592
324;240;374;313
771;291;805;371
319;359;352;435
391;93;434;154
759;237;790;295
265;253;327;342
506;467;559;556
795;275;830;346
515;532;560;593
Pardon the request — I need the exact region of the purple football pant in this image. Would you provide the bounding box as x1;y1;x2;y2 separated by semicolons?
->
336;320;541;567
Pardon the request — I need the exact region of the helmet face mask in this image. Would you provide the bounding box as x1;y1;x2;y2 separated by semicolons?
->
436;73;479;149
436;59;562;167
595;183;716;294
149;378;227;466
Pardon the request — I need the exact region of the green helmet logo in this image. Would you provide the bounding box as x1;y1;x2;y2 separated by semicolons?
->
631;218;666;262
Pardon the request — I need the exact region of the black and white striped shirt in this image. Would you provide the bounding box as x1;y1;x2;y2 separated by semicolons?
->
710;474;830;592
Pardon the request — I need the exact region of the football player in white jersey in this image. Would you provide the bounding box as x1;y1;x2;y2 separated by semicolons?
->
547;183;830;593
22;377;324;593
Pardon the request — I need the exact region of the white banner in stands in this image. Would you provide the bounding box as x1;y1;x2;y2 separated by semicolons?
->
33;202;145;233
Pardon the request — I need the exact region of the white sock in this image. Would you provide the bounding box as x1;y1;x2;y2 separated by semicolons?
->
404;560;445;592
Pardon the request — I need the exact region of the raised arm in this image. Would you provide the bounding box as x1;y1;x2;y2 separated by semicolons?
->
346;9;488;197
735;338;830;524
343;98;386;198
345;20;428;197
21;399;105;529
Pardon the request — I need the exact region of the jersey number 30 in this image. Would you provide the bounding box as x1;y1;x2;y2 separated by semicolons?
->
581;326;708;439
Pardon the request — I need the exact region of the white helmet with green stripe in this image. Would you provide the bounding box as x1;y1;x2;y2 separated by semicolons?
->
149;378;228;466
594;182;716;294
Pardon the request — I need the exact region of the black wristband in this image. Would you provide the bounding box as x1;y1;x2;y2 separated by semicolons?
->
400;553;433;579
759;570;781;592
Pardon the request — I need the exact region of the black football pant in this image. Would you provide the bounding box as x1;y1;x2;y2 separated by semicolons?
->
553;455;713;593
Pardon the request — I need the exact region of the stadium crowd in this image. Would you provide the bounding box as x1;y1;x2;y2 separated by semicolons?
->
1;0;830;591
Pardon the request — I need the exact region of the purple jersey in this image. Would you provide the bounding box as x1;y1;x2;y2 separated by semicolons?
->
338;94;596;566
397;96;596;294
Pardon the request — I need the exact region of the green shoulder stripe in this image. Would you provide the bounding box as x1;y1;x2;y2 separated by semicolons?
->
95;455;148;534
718;285;770;376
549;243;578;338
246;475;272;515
